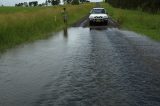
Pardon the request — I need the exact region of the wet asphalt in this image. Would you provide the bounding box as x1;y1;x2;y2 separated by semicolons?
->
0;20;160;106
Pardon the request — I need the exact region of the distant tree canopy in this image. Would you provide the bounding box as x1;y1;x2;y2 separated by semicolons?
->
80;0;87;3
15;2;28;7
15;3;23;7
29;1;38;6
64;0;88;5
106;0;160;13
51;0;60;5
65;0;80;4
66;0;72;4
15;0;60;7
71;0;80;5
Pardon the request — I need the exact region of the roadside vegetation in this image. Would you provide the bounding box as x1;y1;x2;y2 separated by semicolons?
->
106;0;160;13
102;3;160;41
0;3;94;52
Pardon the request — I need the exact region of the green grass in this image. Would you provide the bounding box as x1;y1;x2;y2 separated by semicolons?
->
102;3;160;41
0;4;94;52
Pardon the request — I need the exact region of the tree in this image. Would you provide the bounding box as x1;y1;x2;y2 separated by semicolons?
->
71;0;79;5
63;0;67;4
29;1;38;7
80;0;86;3
45;0;48;5
67;0;72;4
51;0;60;5
48;0;51;3
107;0;160;13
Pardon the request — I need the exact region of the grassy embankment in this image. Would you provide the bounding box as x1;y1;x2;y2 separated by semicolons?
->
0;3;94;52
102;3;160;41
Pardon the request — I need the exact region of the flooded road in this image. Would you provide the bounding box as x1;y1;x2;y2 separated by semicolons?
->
0;26;160;106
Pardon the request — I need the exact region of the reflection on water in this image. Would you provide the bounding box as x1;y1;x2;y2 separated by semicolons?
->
0;27;90;106
90;26;108;31
63;27;68;38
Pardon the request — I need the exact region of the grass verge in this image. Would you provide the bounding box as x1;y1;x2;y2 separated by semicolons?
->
102;3;160;41
0;3;94;52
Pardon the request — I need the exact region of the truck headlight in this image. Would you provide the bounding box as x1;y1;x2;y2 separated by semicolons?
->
103;16;108;19
89;16;94;20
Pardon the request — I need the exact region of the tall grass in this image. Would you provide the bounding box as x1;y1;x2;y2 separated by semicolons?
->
102;3;160;41
0;4;94;52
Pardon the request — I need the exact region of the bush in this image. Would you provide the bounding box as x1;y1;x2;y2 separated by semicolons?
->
107;0;160;13
71;0;80;5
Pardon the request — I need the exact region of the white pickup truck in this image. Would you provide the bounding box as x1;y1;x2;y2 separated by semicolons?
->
89;8;109;26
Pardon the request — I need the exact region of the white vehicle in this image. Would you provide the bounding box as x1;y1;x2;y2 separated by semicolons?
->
89;8;109;25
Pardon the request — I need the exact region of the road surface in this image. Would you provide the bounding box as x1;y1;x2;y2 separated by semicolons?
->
0;19;160;106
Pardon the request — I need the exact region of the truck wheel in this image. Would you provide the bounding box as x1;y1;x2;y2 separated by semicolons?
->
105;20;108;25
89;21;93;26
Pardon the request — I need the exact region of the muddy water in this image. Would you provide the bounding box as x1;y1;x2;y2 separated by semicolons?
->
0;27;160;106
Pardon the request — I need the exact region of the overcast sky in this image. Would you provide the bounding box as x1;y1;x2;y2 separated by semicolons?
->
0;0;103;6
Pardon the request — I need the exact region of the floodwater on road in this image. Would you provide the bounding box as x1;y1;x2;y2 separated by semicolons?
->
0;27;160;106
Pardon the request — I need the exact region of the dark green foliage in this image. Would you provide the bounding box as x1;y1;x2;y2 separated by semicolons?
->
80;0;86;3
71;0;80;5
102;3;160;40
66;0;72;4
107;0;160;13
51;0;60;5
29;1;38;6
47;0;52;3
72;0;79;5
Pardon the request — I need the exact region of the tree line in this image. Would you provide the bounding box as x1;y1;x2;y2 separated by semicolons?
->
15;0;60;7
106;0;160;13
15;0;89;7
